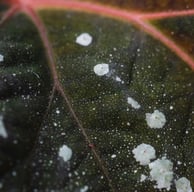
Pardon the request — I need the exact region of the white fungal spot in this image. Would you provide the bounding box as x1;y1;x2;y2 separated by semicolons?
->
127;97;141;109
140;174;147;182
58;145;72;162
146;110;166;128
149;157;173;190
0;54;4;62
76;33;92;46
80;185;89;192
0;116;8;138
132;143;156;165
94;63;109;76
175;177;192;192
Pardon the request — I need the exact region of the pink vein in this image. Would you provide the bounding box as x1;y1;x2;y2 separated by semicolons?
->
18;0;194;70
0;5;19;25
22;6;59;84
132;18;194;70
21;5;116;192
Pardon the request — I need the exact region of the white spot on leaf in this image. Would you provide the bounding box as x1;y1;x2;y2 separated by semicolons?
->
175;177;192;192
146;110;166;128
0;54;4;62
127;97;141;109
132;143;156;165
149;157;173;190
0;116;8;138
76;33;92;46
80;185;89;192
58;145;72;162
94;63;109;76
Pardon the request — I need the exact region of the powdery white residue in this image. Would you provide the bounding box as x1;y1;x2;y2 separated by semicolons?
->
93;63;109;76
127;97;141;109
0;116;8;138
58;145;72;162
0;54;4;62
175;177;192;192
80;185;89;192
140;174;147;182
132;143;156;165
149;157;173;190
146;110;166;128
76;33;92;46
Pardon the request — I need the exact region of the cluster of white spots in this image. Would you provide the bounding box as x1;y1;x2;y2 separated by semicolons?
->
132;143;156;165
76;33;92;46
140;174;147;182
127;97;141;109
149;157;173;190
0;54;4;62
80;185;89;192
132;143;192;191
146;110;166;128
58;145;72;162
175;177;192;192
93;63;109;76
0;116;8;138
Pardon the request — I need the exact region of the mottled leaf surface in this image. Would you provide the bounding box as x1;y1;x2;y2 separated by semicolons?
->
0;1;194;192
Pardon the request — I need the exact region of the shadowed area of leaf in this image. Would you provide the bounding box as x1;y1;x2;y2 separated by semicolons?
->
0;6;194;192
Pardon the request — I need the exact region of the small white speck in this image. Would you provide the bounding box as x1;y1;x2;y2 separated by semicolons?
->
0;116;8;138
127;122;130;126
94;63;109;76
12;171;17;176
170;106;173;110
149;157;173;190
58;145;72;162
80;185;89;192
140;174;147;182
111;154;116;159
146;110;166;129
175;177;192;192
56;109;60;114
115;76;122;82
53;122;57;127
0;54;4;62
76;33;92;46
127;97;141;109
132;143;156;165
177;161;182;165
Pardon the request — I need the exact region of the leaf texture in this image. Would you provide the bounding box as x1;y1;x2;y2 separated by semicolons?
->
0;1;194;191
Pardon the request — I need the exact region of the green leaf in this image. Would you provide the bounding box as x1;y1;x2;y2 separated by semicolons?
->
0;1;194;191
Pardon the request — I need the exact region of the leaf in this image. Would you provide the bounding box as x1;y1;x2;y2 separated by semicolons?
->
0;0;194;191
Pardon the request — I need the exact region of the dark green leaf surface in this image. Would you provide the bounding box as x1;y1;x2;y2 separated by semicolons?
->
0;9;194;192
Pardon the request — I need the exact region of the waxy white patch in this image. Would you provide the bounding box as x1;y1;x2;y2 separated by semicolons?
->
149;157;173;190
94;63;109;76
127;97;141;109
175;177;192;192
58;145;72;162
132;143;156;165
76;33;92;46
146;110;166;128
